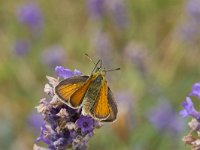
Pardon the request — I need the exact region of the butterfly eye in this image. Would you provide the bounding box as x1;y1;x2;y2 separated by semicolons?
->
96;75;103;83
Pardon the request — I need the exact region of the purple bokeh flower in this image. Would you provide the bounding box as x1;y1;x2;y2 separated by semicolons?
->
186;0;200;23
28;112;44;131
35;66;100;149
178;21;199;44
180;97;200;121
16;3;43;31
189;82;200;99
13;40;30;56
41;45;65;67
87;0;128;29
94;31;111;54
106;0;128;29
92;31;113;69
124;41;148;76
148;100;184;133
87;0;105;19
177;0;200;45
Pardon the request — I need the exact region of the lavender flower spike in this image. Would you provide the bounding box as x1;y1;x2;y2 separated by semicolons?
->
189;82;200;99
180;82;200;148
87;0;105;19
35;66;101;150
179;97;200;121
13;40;30;56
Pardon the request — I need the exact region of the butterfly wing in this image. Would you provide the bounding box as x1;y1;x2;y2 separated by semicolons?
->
102;87;118;122
55;76;89;104
90;80;110;120
69;76;93;108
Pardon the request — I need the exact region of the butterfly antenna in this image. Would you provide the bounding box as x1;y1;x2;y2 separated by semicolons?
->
85;53;96;65
85;54;102;74
106;67;120;72
91;59;101;74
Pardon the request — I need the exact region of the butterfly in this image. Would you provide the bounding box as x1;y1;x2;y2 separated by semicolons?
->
55;56;119;122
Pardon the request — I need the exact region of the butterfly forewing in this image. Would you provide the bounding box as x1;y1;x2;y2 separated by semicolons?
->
69;77;92;108
55;76;89;104
90;80;110;120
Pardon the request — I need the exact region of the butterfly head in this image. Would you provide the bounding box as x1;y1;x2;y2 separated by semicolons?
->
93;60;120;77
85;54;120;76
95;66;106;76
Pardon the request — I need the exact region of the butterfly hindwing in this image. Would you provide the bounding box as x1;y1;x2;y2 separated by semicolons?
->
55;76;89;104
102;87;118;122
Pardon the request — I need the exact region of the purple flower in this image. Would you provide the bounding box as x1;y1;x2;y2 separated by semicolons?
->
180;81;200;148
13;40;30;56
180;97;195;118
55;66;82;79
87;0;105;19
76;116;94;135
35;124;51;145
124;42;148;76
107;0;128;29
41;45;65;67
73;69;82;76
28;112;44;131
35;66;100;149
92;31;112;69
148;101;172;130
189;82;200;99
87;0;128;29
16;3;43;30
35;124;70;149
179;97;200;121
186;0;200;23
178;21;199;45
55;66;73;79
175;0;200;46
148;100;184;133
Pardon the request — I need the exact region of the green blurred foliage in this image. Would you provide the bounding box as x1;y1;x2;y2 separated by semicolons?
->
0;0;199;149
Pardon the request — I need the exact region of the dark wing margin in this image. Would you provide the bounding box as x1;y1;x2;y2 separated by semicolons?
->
102;87;118;122
55;76;89;103
57;76;89;85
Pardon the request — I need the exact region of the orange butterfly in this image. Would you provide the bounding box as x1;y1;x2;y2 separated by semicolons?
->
55;56;119;122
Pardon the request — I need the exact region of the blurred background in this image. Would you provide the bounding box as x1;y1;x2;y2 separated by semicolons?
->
1;0;200;149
